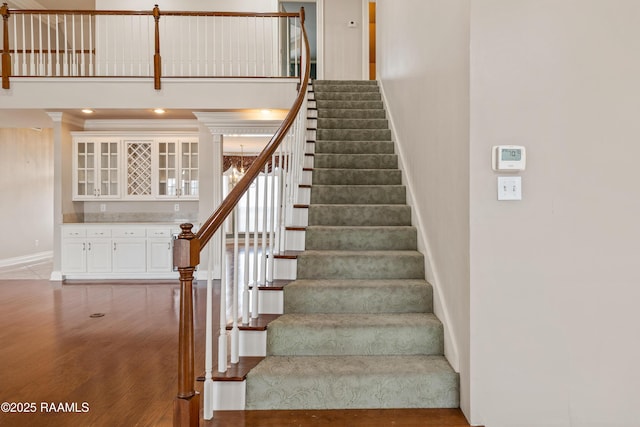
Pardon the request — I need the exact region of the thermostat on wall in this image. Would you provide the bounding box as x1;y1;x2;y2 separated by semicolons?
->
492;145;526;171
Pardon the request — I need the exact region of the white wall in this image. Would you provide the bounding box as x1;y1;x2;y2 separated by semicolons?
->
0;128;54;261
322;0;363;80
469;1;640;426
376;0;470;417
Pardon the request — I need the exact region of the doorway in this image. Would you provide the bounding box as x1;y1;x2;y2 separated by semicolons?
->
280;1;318;79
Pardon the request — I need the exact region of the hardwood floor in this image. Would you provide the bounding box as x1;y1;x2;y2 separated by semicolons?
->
0;278;472;427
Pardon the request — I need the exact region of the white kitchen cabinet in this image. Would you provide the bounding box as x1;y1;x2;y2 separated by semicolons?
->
73;138;121;200
61;231;87;273
61;224;182;279
147;227;175;273
111;227;146;273
61;228;112;273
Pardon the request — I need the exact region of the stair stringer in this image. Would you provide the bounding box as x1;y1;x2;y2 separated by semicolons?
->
377;81;460;373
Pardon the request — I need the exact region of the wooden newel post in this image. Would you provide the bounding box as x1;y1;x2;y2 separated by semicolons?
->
173;223;200;427
153;4;161;90
1;3;11;90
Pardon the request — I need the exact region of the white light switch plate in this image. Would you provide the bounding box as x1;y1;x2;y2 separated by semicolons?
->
497;176;522;201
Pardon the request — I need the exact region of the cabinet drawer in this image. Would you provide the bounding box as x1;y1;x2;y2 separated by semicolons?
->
87;229;111;238
112;228;146;238
147;228;173;238
63;228;86;238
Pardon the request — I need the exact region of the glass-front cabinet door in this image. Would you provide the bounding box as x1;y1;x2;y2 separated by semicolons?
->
180;140;199;198
157;138;198;199
73;138;120;200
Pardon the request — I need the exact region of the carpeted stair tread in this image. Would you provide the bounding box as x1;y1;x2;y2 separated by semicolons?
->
304;226;417;251
315;100;384;110
308;204;412;226
314;84;380;93
297;250;425;280
314;153;398;169
311;185;405;205
284;279;432;314
317;128;391;141
312;168;401;185
314;92;381;101
266;313;443;356
318;108;386;119
314;140;395;154
245;355;459;410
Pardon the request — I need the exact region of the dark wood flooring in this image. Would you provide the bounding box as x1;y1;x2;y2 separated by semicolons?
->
0;279;472;427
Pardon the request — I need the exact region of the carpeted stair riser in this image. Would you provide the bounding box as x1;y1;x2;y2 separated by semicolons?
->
311;185;405;205
296;250;425;280
314;140;395;155
312;168;401;185
304;226;417;251
317;129;391;141
245;355;459;410
317;118;389;129
314;153;398;169
284;279;432;314
315;100;384;110
266;313;443;356
308;204;412;226
318;108;386;119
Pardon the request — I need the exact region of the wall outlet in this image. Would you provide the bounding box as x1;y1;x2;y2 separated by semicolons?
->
174;203;180;212
100;203;106;212
35;239;39;247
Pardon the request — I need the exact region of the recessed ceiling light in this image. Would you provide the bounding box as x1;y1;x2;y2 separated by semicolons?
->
154;108;166;114
82;109;94;114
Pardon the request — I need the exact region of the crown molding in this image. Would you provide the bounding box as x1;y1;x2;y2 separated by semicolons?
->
46;112;85;128
83;119;199;131
194;112;283;136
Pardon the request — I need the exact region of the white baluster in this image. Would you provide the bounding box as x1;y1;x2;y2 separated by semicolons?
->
268;154;277;282
251;173;260;319
260;166;269;285
21;14;26;75
38;14;43;75
230;207;240;364
218;219;228;373
243;187;250;324
29;14;35;75
203;241;214;420
88;15;93;76
46;15;51;75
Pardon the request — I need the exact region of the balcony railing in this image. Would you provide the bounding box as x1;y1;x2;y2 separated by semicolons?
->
0;3;304;89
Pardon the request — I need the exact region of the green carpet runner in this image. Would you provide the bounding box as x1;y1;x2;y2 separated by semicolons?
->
245;80;459;410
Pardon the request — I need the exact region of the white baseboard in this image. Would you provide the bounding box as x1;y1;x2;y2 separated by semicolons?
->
0;251;53;268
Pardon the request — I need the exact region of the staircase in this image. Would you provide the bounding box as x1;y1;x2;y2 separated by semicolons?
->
245;80;459;410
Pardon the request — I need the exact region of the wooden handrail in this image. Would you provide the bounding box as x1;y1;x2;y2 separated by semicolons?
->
172;8;309;426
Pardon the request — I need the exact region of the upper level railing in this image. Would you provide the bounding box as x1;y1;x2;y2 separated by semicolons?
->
0;3;304;89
